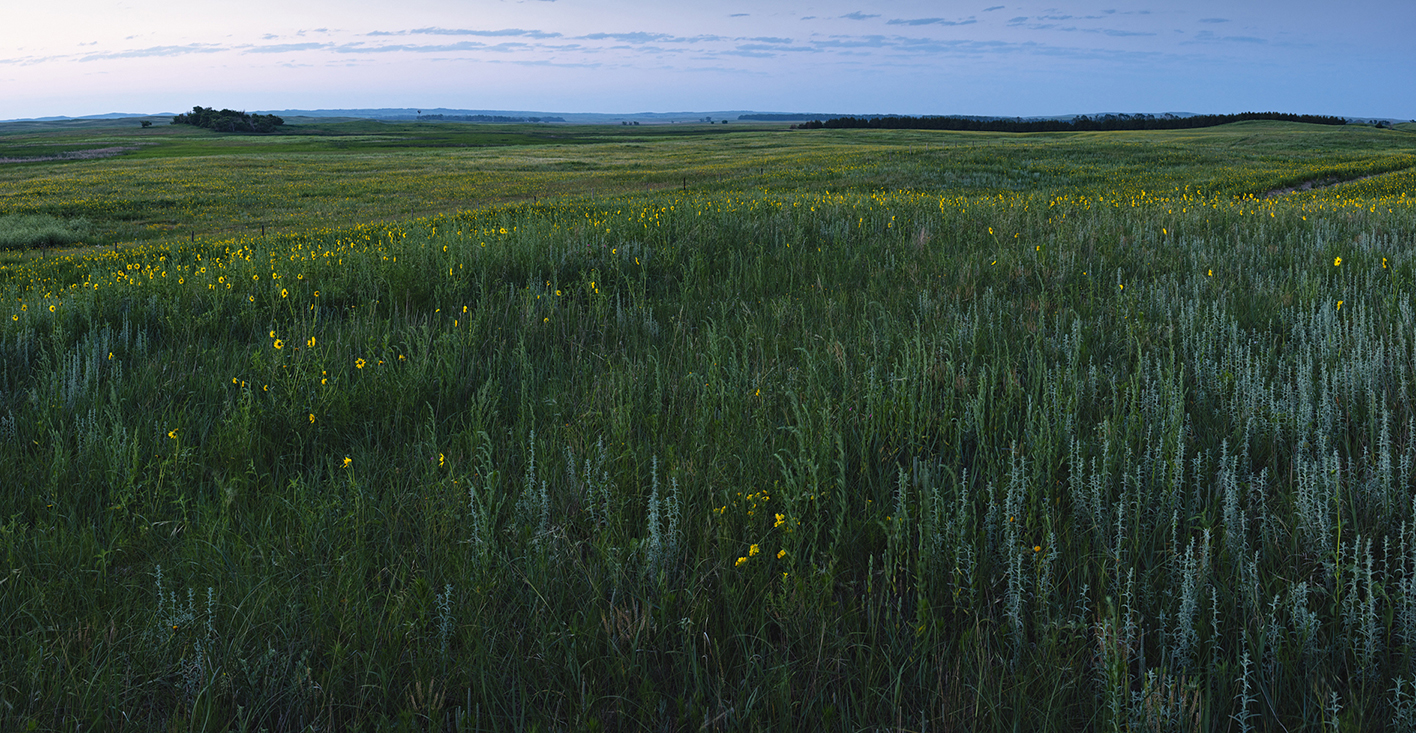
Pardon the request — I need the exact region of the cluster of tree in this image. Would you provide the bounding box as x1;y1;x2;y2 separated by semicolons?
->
171;106;284;133
791;111;1349;133
414;114;565;123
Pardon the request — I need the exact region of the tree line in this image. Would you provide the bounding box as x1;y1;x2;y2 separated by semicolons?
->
793;111;1348;133
172;106;285;133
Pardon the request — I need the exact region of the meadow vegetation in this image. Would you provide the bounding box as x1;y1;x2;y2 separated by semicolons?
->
2;119;1416;730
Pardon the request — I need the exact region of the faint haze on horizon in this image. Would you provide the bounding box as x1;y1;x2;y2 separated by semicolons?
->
3;0;1412;121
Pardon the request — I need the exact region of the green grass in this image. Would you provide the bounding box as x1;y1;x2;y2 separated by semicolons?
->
1;121;1416;730
0;213;90;251
2;120;1412;255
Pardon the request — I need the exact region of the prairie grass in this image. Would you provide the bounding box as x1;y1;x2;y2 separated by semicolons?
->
0;213;89;251
1;122;1415;730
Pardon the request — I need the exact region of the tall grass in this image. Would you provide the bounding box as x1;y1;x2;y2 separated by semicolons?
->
2;135;1416;729
0;213;89;250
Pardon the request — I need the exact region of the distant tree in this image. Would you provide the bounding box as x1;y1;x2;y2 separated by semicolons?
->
172;106;284;133
802;111;1346;134
140;121;152;128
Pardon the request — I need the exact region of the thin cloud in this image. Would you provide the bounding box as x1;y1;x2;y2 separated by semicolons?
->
735;43;818;53
0;53;72;66
887;18;978;26
1198;18;1229;23
729;13;748;17
983;5;1005;10
579;32;673;43
577;32;722;44
508;60;604;70
1185;31;1266;44
841;12;881;20
1006;18;1156;37
332;41;496;54
812;35;892;49
368;27;563;39
79;44;225;61
245;42;330;54
411;27;562;39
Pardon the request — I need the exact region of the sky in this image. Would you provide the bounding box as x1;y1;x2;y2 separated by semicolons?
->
3;0;1413;120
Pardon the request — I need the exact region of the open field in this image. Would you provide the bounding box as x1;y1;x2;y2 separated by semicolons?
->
2;120;1413;256
2;121;1416;730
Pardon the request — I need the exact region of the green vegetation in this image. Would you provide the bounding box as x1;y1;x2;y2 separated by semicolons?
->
2;120;1411;255
2;120;1416;730
172;106;285;133
0;213;89;250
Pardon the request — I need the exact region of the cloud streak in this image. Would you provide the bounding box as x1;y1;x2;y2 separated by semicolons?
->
886;18;977;26
245;43;330;54
79;44;225;61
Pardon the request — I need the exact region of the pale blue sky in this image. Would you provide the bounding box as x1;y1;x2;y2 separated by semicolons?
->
4;0;1412;120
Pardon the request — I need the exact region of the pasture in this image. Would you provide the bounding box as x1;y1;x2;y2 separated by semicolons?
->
2;119;1416;730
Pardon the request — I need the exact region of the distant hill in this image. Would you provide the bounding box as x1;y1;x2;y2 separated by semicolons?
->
5;108;1410;126
249;108;764;125
13;112;178;122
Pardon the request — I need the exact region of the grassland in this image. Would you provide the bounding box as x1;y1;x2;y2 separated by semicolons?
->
2;119;1416;731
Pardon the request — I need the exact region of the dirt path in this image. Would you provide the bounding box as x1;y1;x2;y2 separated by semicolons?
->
1264;166;1411;198
0;146;143;164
